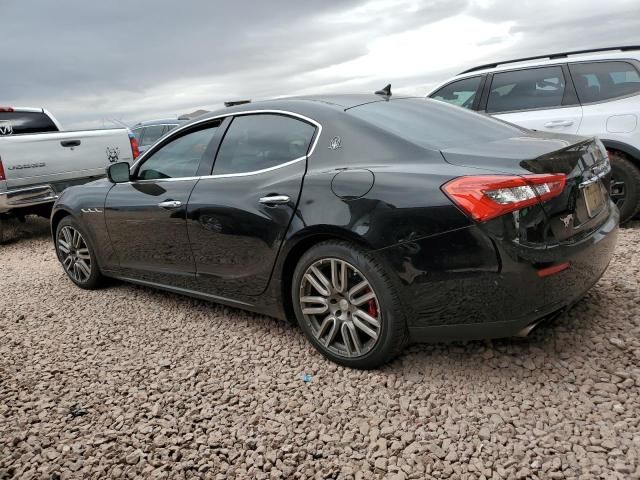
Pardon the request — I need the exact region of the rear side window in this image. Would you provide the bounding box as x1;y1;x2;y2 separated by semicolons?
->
487;66;566;113
430;76;482;109
0;111;58;135
213;114;316;175
347;98;522;149
139;125;165;147
569;61;640;103
136;125;218;180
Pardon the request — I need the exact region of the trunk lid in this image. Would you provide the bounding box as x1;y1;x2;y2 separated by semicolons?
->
441;132;611;243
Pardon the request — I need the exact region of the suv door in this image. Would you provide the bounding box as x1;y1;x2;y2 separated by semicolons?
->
187;113;318;297
429;76;484;110
104;121;221;287
483;65;583;134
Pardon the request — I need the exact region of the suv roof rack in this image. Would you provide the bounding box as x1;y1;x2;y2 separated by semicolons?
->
458;45;640;75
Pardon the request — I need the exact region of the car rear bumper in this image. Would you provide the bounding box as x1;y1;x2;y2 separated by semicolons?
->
377;205;619;342
0;185;58;214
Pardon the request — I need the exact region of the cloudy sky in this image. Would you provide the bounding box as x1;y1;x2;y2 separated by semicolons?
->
2;0;639;128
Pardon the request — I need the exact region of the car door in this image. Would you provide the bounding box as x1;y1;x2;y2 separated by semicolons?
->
187;112;319;297
484;65;583;134
104;121;221;287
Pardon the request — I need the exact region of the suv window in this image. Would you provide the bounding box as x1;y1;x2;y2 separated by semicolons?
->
569;61;640;103
0;111;58;135
487;66;566;113
136;125;218;180
430;76;482;109
213;114;316;175
139;125;166;147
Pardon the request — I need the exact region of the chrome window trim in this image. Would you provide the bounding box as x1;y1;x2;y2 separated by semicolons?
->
130;109;323;176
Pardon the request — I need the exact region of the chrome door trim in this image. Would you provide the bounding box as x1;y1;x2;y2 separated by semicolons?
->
129;109;323;173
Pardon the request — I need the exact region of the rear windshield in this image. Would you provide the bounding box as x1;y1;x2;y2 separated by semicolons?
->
347;98;523;149
0;111;58;135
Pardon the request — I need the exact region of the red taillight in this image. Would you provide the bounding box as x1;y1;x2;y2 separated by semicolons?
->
442;174;566;222
129;136;140;159
0;157;5;181
0;107;14;112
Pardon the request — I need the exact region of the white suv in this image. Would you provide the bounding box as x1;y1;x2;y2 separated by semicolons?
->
427;46;640;223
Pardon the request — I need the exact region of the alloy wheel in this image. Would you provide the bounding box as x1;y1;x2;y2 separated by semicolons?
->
299;258;381;358
57;226;92;283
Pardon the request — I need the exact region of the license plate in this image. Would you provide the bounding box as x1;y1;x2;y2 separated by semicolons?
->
583;182;604;217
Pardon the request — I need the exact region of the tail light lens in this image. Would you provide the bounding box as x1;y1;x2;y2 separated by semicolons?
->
442;174;566;222
129;135;140;159
0;156;5;181
0;107;14;112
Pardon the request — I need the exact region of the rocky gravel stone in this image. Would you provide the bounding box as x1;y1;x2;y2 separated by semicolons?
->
1;217;639;479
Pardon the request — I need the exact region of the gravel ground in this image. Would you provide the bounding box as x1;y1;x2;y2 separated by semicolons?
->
1;217;639;480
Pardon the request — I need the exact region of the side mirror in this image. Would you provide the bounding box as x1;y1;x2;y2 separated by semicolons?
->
107;162;131;183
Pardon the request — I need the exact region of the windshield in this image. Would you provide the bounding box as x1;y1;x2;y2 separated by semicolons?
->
347;98;523;149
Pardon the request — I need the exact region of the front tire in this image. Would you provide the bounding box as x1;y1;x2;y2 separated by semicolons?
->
609;151;640;224
292;241;407;369
55;217;103;289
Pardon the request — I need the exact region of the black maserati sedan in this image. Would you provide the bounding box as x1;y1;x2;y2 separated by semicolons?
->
51;94;619;368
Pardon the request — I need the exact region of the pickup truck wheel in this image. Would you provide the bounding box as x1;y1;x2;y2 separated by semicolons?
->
609;151;640;224
55;217;103;289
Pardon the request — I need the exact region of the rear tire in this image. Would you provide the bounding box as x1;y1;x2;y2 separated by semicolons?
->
292;241;407;369
55;216;104;289
609;151;640;224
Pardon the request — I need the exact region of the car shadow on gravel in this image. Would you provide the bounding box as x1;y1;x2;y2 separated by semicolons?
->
0;215;51;245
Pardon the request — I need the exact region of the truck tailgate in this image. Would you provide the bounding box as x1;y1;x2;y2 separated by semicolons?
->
0;129;133;189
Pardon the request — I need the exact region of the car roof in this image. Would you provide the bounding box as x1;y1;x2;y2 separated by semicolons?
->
190;94;409;124
133;118;181;128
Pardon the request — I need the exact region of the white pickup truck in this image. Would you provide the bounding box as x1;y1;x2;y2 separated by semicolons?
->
0;107;139;226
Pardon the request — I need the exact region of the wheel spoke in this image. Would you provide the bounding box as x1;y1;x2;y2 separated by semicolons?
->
305;266;332;296
341;322;362;355
76;259;91;279
352;309;380;339
301;296;329;315
58;239;70;254
63;255;73;269
318;315;338;346
331;259;347;293
76;248;91;260
62;227;73;245
350;290;375;306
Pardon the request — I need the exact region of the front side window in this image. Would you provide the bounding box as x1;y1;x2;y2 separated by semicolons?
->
136;125;218;180
139;125;166;147
487;66;566;113
430;76;482;109
213;114;316;175
569;61;640;103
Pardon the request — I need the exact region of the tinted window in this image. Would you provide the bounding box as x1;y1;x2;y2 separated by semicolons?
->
487;66;566;113
570;61;640;103
431;76;482;109
348;98;522;150
139;125;166;146
214;114;316;174
136;125;218;180
0;111;58;135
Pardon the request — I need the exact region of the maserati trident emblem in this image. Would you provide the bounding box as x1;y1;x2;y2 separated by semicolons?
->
0;121;13;136
106;146;120;163
560;214;573;227
328;136;342;150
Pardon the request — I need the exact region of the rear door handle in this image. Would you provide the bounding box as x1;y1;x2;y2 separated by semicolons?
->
259;195;290;205
544;120;574;128
61;139;81;147
157;200;182;209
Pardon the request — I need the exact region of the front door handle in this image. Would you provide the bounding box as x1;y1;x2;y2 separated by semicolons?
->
544;120;574;128
157;200;182;209
61;139;81;147
259;195;290;205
